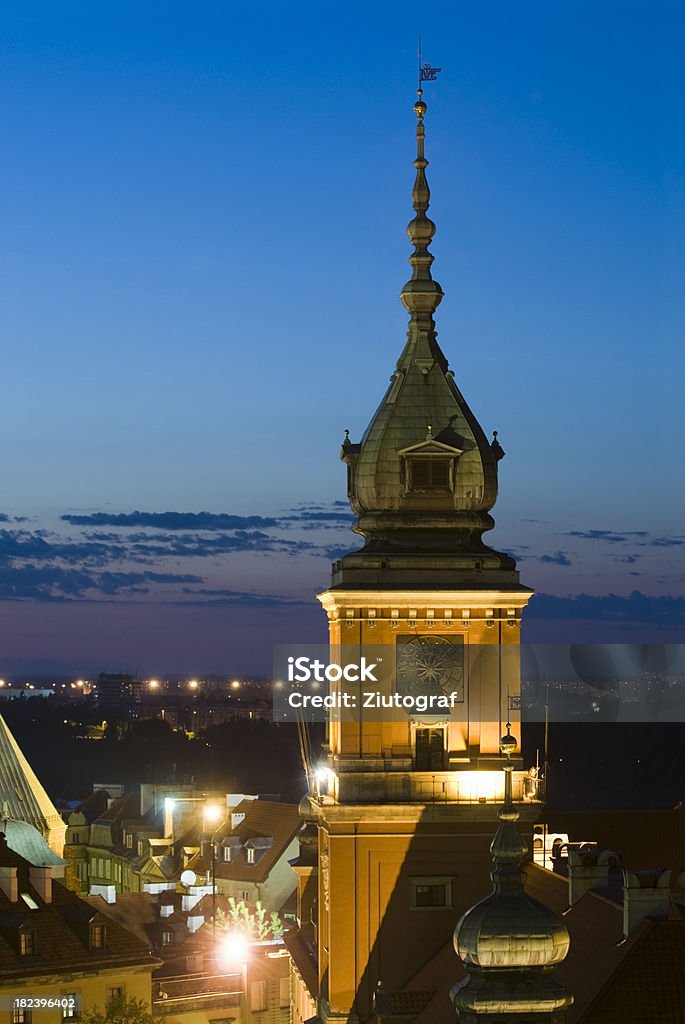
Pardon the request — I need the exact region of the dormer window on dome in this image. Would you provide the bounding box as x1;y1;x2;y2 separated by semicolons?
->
399;431;462;496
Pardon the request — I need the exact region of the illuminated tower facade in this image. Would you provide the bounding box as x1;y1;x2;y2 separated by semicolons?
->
300;92;543;1024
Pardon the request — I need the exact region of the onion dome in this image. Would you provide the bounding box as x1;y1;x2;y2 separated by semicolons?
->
454;741;569;972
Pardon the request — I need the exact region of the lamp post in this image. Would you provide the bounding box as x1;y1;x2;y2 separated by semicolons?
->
203;804;224;942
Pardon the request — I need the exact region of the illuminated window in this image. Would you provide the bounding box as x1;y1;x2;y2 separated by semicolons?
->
246;848;255;864
19;930;36;955
12;1008;32;1023
62;993;79;1020
90;924;105;950
162;930;173;946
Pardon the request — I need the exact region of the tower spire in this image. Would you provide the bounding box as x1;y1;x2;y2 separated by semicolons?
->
400;90;444;362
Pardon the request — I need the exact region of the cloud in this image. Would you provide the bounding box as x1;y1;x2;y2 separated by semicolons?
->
538;552;573;566
0;565;203;602
61;511;281;530
649;537;685;548
174;587;309;608
566;530;650;543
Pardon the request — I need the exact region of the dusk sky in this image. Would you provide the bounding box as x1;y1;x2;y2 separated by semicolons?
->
1;1;684;674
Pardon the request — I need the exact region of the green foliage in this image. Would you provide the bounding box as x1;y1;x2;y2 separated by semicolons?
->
214;898;284;942
80;995;153;1024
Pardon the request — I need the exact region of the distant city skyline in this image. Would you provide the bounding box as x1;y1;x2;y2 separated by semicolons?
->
1;2;683;671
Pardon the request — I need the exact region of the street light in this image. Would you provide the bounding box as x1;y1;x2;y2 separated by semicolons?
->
218;933;250;1024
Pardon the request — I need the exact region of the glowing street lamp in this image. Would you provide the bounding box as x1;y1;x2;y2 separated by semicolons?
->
189;679;199;690
219;932;249;964
218;933;250;1024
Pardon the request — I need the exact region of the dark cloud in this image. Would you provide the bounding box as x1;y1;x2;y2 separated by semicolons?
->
175;587;309;608
281;511;355;526
649;537;685;548
538;552;573;566
528;591;685;625
0;565;202;602
0;529;131;568
566;530;650;543
61;511;281;530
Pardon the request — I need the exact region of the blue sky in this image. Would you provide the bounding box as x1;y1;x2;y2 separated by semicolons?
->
1;1;683;672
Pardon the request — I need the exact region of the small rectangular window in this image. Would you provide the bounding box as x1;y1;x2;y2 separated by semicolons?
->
410;876;453;910
62;994;79;1020
107;987;123;1007
415;883;446;907
409;458;450;491
246;848;255;864
279;977;290;1008
90;924;105;950
12;1009;32;1024
19;931;36;956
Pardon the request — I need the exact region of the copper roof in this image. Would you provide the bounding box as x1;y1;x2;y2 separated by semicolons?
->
0;715;65;837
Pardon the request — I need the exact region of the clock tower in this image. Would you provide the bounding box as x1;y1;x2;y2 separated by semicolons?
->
296;91;542;1024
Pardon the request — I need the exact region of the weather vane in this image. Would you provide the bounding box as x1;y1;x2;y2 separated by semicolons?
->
417;35;442;95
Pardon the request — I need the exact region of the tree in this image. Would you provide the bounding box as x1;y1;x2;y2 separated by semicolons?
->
214;898;284;942
79;995;153;1024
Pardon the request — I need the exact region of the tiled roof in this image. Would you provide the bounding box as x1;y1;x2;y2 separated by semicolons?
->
0;715;65;836
541;808;685;875
0;844;158;980
191;801;301;883
83;892;159;947
578;920;685;1024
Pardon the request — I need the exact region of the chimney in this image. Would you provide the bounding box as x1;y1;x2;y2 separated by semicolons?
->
567;845;616;905
0;865;18;903
29;865;53;904
622;868;671;936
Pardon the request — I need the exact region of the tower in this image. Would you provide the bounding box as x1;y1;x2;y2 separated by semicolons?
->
303;91;543;1024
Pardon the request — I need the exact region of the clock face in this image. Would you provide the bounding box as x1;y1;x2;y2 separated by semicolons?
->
396;635;464;703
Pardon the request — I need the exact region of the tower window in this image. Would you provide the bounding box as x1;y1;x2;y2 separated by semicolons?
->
408;457;451;491
410;876;453;909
